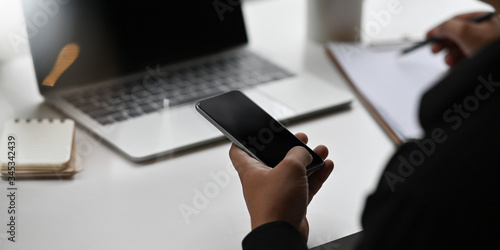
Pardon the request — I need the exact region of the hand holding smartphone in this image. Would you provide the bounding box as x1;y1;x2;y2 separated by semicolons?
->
196;91;324;173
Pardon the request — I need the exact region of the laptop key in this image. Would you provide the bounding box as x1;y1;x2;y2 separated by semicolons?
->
112;113;128;122
66;97;87;105
167;90;182;98
77;103;101;113
140;105;158;114
88;109;116;119
191;83;208;91
160;83;177;91
106;97;122;106
126;109;142;118
96;117;114;126
179;87;195;95
146;100;164;108
133;90;151;99
124;100;140;108
228;82;246;89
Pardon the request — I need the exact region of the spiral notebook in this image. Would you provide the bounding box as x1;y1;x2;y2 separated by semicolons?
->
0;119;81;178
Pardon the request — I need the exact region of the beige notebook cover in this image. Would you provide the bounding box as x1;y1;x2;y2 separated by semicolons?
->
0;119;76;173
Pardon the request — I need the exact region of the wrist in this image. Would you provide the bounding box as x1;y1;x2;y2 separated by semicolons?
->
251;215;300;231
251;217;280;230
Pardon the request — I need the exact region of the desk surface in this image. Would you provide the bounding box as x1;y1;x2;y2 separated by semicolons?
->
0;0;491;249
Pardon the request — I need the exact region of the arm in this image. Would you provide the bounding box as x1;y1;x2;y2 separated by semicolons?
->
229;133;334;249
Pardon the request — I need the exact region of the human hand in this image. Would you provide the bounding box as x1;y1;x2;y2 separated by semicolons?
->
427;12;500;67
229;133;334;241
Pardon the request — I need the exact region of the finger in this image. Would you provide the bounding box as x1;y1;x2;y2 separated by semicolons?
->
433;19;480;58
433;19;474;56
431;42;447;53
313;145;329;160
426;27;439;39
295;133;308;144
427;29;450;54
275;146;312;175
308;159;334;204
445;46;465;67
434;19;468;39
229;144;266;176
453;12;492;21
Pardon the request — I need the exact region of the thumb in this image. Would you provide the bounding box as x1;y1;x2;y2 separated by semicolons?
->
274;146;312;176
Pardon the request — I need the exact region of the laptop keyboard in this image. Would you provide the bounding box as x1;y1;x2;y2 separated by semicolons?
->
62;51;294;125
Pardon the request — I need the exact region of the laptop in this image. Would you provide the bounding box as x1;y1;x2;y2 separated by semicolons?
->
21;0;352;161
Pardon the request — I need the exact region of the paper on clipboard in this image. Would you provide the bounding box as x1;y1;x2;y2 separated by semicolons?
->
327;42;449;143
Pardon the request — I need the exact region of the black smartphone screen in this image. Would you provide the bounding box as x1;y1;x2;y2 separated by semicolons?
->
197;91;324;172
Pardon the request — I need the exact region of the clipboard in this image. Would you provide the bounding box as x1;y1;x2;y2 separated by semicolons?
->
325;42;449;145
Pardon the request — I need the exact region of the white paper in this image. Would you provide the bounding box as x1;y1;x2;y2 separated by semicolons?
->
328;42;449;141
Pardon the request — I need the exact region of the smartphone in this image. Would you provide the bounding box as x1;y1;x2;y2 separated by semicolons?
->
196;91;324;173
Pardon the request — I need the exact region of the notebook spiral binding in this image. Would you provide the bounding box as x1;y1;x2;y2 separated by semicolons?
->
13;118;70;123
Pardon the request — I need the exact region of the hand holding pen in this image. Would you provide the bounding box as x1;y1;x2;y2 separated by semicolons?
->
402;12;500;67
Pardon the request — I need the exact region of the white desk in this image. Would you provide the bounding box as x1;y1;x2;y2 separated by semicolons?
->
0;0;491;249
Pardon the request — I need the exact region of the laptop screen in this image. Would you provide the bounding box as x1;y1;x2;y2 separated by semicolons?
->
21;0;247;93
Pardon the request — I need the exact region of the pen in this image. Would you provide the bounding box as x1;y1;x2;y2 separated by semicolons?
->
400;12;497;56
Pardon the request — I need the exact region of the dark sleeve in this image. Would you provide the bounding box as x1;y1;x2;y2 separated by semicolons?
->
242;221;308;250
356;38;500;250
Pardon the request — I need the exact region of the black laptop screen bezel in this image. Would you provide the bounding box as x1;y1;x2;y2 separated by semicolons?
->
20;0;248;94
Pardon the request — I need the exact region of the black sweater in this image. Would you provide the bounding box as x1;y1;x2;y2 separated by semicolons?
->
243;39;500;250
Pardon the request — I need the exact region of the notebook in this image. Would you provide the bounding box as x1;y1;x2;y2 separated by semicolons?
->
326;42;449;143
0;119;81;178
